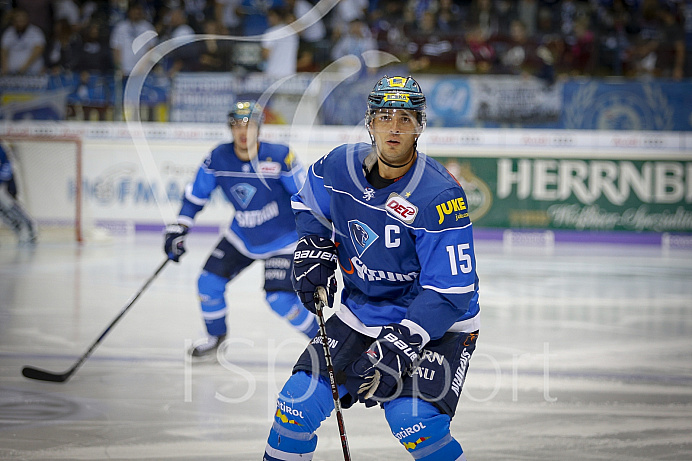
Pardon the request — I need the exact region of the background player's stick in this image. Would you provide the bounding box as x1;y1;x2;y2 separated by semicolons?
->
22;258;170;383
314;286;351;461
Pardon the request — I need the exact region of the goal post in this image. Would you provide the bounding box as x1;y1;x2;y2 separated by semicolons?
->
1;134;85;242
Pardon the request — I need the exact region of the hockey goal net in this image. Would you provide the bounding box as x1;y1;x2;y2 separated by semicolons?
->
1;134;106;243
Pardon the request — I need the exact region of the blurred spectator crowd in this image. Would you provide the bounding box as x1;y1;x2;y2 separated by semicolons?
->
1;0;690;83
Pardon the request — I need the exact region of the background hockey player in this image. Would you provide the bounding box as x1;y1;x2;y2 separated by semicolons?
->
263;76;481;460
0;141;36;244
163;101;318;358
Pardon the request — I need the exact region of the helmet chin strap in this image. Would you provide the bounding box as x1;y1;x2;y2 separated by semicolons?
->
378;150;416;169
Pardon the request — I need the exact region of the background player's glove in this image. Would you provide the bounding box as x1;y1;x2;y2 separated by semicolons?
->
345;323;424;405
292;234;338;313
164;224;188;262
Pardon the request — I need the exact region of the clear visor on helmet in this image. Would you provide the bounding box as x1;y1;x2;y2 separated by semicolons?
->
367;108;424;134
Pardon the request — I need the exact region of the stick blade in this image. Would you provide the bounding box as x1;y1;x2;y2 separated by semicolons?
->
22;366;70;383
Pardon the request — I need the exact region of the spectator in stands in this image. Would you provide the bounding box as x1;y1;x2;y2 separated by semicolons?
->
498;19;555;83
15;0;53;38
261;6;298;79
594;0;636;76
684;0;692;78
215;0;241;35
74;20;113;74
331;17;377;62
456;23;496;74
437;0;463;33
370;0;408;58
161;8;196;77
467;0;499;39
54;0;81;30
518;0;539;37
193;19;234;72
182;0;213;33
535;6;564;72
330;0;369;39
626;0;684;79
1;7;46;75
110;2;156;76
655;5;685;79
285;0;328;72
562;15;595;75
406;10;457;72
237;0;283;36
45;18;80;73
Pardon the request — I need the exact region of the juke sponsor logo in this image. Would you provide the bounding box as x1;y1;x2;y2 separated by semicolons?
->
451;348;472;397
351;256;419;282
436;197;468;224
386;193;418;223
235;201;279;228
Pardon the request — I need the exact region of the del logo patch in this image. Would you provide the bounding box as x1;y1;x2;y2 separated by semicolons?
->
230;183;257;209
258;161;282;175
386;193;418;224
348;220;379;257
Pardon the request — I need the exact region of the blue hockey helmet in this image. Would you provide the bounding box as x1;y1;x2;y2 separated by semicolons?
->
366;75;426;129
228;100;264;126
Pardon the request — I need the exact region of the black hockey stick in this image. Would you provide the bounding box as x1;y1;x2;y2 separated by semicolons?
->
22;258;170;383
314;286;351;461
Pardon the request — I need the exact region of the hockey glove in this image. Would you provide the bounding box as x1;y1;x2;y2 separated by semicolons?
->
292;234;338;314
164;224;189;262
346;323;424;405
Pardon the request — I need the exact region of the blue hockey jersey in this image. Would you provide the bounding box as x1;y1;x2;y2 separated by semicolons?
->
179;141;306;258
0;144;12;183
292;143;480;342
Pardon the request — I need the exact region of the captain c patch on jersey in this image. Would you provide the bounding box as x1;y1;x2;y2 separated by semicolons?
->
348;220;379;257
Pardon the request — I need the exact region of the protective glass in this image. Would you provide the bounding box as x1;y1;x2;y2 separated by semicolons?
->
368;109;423;134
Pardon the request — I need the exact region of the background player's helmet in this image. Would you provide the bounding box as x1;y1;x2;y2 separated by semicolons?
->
228;100;264;126
366;75;426;130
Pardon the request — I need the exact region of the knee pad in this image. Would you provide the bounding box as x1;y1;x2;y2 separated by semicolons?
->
384;398;464;460
197;271;228;336
265;371;334;458
266;292;318;337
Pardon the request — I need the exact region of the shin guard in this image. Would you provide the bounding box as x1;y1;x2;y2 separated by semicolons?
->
384;397;465;460
266;291;318;338
197;271;228;336
264;371;334;460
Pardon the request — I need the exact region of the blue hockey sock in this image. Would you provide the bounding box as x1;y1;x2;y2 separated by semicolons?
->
264;371;334;459
197;271;228;336
266;291;319;338
384;397;465;460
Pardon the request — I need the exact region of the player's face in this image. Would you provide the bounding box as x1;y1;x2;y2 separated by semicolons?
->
369;109;421;161
230;119;259;159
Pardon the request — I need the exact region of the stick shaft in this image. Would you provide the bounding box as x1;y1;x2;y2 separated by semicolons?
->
314;286;351;461
22;258;169;383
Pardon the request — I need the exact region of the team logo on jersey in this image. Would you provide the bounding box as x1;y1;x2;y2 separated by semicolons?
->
348;220;378;257
386;193;418;224
258;161;282;176
230;183;256;209
363;187;376;201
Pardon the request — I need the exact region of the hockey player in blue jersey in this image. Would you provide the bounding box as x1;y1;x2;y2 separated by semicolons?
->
263;76;481;460
163;101;319;358
0;142;36;244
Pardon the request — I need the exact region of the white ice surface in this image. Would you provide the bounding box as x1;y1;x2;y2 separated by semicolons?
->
1;233;691;460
